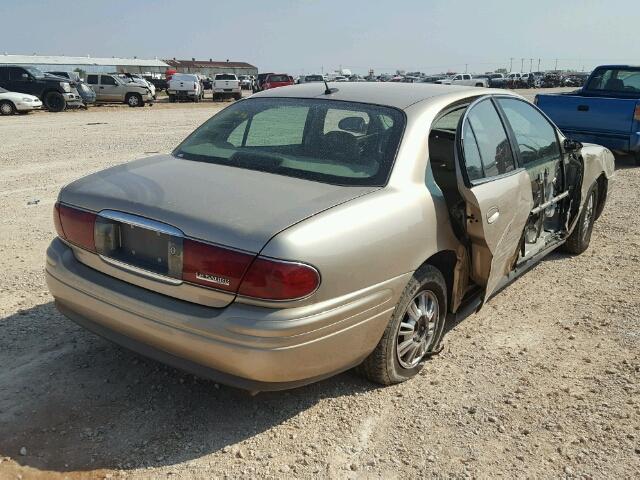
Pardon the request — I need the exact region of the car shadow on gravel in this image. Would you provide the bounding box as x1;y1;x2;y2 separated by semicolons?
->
0;302;379;474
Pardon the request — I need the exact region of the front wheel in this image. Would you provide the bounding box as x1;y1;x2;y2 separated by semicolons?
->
562;182;598;255
0;100;16;115
126;93;142;107
357;265;447;385
44;91;66;112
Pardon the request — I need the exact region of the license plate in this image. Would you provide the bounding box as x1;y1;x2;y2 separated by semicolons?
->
95;211;183;279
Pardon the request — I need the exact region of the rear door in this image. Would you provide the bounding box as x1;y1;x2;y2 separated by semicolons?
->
455;97;534;301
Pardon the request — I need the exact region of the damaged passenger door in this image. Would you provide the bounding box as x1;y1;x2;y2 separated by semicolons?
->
455;97;534;302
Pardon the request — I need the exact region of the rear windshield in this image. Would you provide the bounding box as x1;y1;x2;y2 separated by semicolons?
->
216;74;236;80
174;98;405;186
586;68;640;92
268;75;289;83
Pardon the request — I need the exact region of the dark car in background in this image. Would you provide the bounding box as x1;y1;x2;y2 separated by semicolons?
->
0;65;81;112
253;72;274;93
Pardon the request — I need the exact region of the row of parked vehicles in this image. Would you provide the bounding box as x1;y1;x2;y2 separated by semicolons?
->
0;65;158;114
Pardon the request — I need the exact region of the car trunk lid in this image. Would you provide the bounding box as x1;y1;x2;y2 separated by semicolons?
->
59;155;378;306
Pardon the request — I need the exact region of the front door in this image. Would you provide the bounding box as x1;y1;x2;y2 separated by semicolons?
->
98;75;122;101
455;97;534;301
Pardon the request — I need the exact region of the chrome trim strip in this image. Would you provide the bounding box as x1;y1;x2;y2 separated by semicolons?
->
98;255;183;286
98;210;184;237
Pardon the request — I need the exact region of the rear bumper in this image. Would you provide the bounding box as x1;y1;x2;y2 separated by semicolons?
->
45;239;400;391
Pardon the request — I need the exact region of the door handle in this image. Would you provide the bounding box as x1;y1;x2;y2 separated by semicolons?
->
577;105;589;111
486;207;500;224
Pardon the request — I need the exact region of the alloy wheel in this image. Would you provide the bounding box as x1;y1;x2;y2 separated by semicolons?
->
396;290;439;369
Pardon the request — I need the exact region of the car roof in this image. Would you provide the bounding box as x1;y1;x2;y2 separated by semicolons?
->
251;82;501;110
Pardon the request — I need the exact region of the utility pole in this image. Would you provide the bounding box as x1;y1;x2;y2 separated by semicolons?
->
555;58;558;71
529;58;533;72
538;58;541;72
465;63;468;73
509;57;514;72
521;58;524;72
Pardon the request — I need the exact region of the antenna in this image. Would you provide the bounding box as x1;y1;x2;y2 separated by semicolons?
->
323;78;332;95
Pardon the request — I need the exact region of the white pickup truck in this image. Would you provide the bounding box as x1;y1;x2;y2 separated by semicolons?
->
167;73;203;103
436;74;488;87
212;73;242;101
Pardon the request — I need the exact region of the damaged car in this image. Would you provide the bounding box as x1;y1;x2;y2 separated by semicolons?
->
46;83;615;391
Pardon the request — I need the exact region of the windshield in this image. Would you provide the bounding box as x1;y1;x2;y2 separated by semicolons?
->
305;75;324;82
24;66;44;78
0;87;7;93
174;98;405;186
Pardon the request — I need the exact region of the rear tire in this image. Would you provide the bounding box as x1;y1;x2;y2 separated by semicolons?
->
234;93;242;100
0;100;16;115
44;91;66;112
634;152;640;166
562;182;598;255
168;94;175;103
357;265;447;385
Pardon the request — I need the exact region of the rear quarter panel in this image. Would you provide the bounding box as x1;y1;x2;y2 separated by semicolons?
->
259;186;459;307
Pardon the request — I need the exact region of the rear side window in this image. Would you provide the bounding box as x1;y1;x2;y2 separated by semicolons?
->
462;99;516;180
87;75;98;84
268;75;289;83
174;98;405;186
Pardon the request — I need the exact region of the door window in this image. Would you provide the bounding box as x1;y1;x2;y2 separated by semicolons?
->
497;98;561;166
87;75;98;85
8;67;26;81
101;75;117;86
462;99;516;181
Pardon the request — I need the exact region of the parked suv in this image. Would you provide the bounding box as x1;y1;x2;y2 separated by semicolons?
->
86;74;154;107
0;65;81;112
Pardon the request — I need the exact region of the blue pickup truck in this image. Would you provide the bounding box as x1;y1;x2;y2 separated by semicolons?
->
535;65;640;165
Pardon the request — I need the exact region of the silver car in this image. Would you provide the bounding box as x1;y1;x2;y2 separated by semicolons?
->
46;83;615;391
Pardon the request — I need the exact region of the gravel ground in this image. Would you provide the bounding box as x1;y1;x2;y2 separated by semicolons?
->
0;88;638;480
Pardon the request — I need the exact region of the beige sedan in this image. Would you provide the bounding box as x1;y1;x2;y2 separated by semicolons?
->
46;82;615;391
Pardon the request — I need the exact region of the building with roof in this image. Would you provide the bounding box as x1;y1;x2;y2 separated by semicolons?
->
0;54;169;75
164;59;258;77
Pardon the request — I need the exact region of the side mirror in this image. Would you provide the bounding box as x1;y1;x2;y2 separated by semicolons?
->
563;138;583;152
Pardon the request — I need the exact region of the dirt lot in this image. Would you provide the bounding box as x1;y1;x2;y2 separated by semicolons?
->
0;88;638;479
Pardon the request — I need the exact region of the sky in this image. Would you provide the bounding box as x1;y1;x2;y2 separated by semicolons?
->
1;0;636;75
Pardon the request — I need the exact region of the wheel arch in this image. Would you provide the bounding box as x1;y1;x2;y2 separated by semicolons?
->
417;250;458;313
594;173;608;220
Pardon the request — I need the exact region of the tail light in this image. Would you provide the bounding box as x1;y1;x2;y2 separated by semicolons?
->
54;203;96;252
183;239;254;293
238;257;320;300
53;204;321;301
183;238;320;300
634;104;640;122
